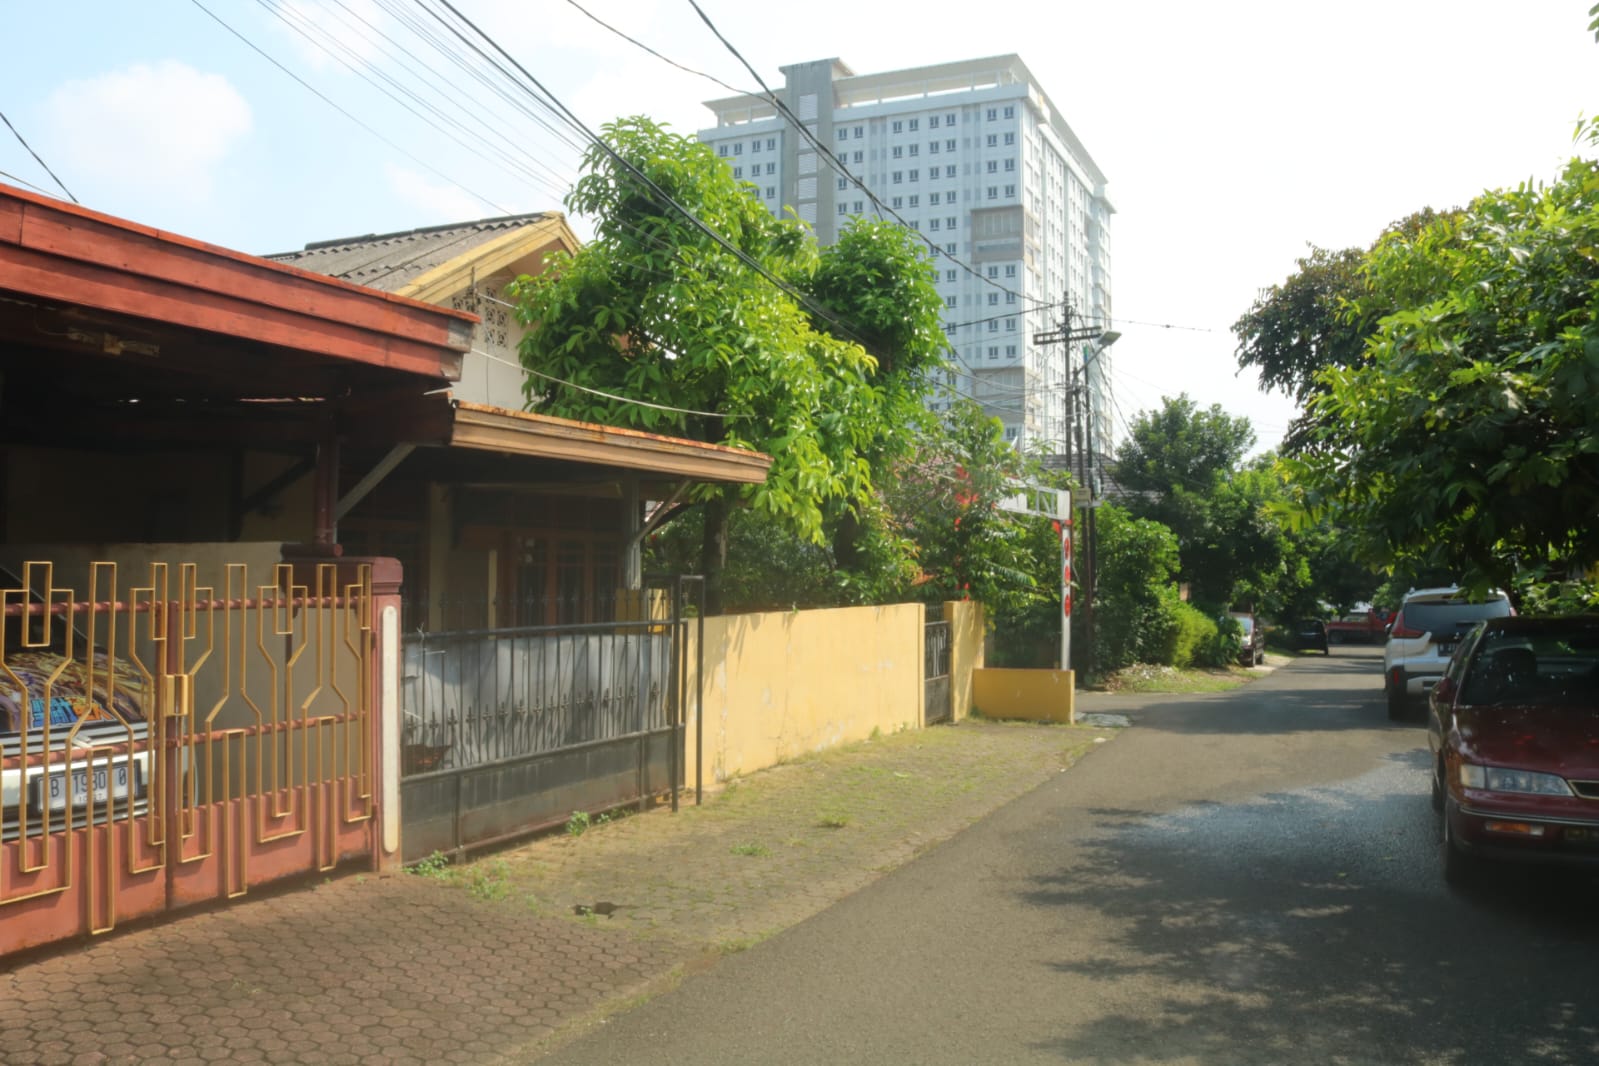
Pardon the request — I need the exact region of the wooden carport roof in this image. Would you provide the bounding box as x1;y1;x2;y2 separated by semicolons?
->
0;184;769;530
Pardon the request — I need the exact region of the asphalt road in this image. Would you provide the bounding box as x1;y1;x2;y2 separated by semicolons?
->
536;648;1599;1065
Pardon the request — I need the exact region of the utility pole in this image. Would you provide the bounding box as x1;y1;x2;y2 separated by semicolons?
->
1033;295;1108;674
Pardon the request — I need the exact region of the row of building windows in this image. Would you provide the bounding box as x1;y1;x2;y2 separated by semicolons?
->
941;305;1021;332
834;104;1018;142
732;163;778;179
717;138;779;157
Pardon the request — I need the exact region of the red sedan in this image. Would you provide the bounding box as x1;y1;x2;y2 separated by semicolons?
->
1428;615;1599;886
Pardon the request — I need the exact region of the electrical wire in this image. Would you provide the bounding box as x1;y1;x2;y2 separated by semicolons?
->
417;0;884;360
680;0;1054;312
563;0;1054;312
257;0;577;203
189;0;514;215
0;168;57;198
0;109;76;203
467;346;729;419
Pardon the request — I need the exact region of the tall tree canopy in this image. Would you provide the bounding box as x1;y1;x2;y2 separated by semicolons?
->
1232;245;1373;404
1233;211;1456;453
511;118;939;608
1113;395;1288;607
1284;141;1599;588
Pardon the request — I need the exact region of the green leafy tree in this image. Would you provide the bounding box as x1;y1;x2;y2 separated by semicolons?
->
1233;211;1455;453
1233;245;1374;405
882;399;1049;614
510;118;884;611
807;218;948;573
1090;503;1182;671
1285;141;1599;589
1113;395;1286;607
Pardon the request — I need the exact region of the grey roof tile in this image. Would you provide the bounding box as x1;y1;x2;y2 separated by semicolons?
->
266;213;552;292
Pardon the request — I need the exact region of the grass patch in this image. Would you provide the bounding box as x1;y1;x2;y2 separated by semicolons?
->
730;841;769;857
408;850;452;878
406;851;511;901
817;812;850;829
1093;663;1253;694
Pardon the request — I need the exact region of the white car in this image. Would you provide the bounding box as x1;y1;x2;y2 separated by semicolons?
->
1383;586;1513;720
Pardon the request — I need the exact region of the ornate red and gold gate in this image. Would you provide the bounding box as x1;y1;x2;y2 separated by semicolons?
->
0;559;385;955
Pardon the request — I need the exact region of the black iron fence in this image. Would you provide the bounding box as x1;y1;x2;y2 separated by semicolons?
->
400;618;673;774
924;605;953;725
398;579;704;861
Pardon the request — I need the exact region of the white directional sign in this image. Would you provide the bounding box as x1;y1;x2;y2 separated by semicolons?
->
995;484;1070;520
992;482;1075;672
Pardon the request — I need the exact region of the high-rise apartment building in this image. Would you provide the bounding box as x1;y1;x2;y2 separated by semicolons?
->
698;55;1114;459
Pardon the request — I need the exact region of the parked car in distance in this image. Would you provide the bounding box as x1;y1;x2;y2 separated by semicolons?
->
1428;615;1599;886
1384;586;1513;720
1286;618;1329;655
1229;611;1265;667
1325;609;1390;645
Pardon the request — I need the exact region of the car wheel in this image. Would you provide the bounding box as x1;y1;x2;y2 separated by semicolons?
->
1440;803;1477;888
1386;683;1407;721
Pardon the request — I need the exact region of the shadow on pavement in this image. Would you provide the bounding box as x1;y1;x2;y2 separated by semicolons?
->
1019;748;1599;1064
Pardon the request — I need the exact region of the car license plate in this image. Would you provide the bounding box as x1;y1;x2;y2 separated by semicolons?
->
28;761;141;814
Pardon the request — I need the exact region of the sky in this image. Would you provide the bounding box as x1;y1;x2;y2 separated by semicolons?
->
3;1;1596;455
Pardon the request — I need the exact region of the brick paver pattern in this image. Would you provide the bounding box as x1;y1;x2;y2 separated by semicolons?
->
0;720;1112;1064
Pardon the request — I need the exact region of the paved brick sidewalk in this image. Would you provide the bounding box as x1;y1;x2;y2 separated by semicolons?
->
0;720;1115;1065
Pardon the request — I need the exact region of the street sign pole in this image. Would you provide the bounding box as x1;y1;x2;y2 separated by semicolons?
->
996;482;1073;670
1061;518;1073;671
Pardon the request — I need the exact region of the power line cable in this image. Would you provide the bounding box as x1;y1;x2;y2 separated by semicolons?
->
369;0;595;159
679;0;1051;311
467;345;729;419
561;0;1047;311
417;0;884;359
0;168;57;198
190;0;514;215
0;109;76;203
255;0;576;204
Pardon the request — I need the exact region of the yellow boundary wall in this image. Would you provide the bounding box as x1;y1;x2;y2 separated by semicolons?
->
971;668;1075;724
683;600;986;787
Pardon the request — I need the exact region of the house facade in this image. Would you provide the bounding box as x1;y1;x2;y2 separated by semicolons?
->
0;184;773;948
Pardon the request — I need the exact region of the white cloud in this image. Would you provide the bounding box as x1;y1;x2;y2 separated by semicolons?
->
44;61;251;202
384;162;498;222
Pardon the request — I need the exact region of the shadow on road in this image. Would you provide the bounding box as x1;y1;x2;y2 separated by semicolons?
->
1020;748;1599;1063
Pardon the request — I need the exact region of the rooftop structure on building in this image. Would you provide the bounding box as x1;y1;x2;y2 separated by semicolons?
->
698;55;1116;461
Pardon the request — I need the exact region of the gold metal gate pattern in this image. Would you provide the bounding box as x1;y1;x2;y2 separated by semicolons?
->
0;560;376;951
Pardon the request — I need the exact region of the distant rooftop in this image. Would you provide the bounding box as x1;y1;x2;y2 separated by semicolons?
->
267;213;554;293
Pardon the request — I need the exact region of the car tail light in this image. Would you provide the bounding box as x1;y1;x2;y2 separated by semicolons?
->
1389;613;1423;639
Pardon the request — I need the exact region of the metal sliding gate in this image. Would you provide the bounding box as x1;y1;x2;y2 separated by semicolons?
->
924;606;953;725
0;560;379;956
398;577;703;862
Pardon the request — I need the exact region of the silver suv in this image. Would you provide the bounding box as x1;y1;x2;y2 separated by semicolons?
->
1383;586;1513;720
